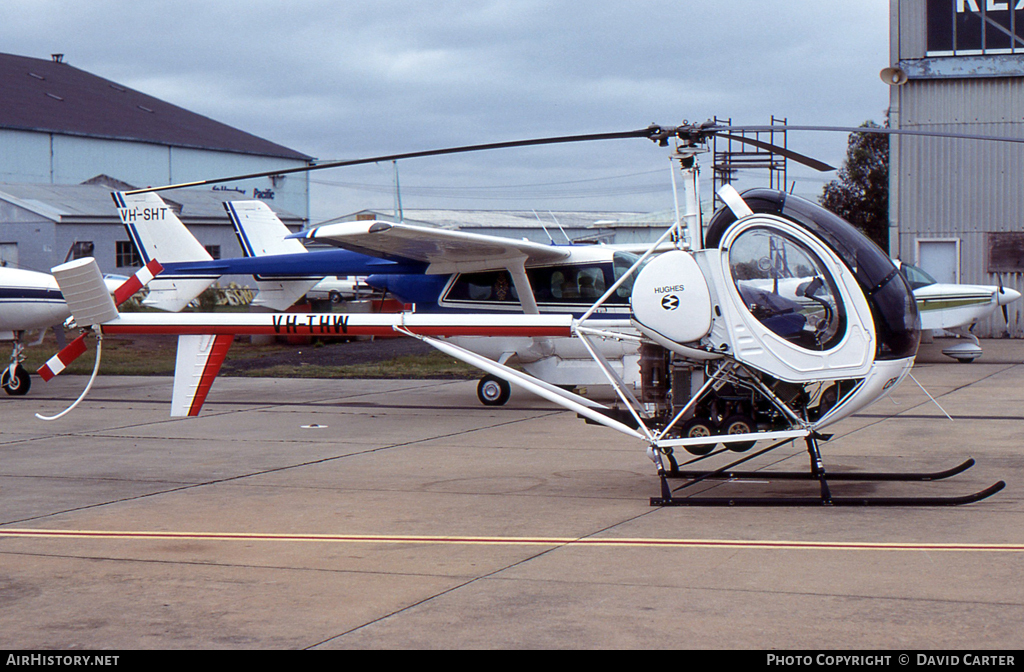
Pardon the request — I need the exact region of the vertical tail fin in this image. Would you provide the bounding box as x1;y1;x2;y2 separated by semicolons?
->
225;200;319;310
225;201;309;257
112;192;216;311
171;334;233;417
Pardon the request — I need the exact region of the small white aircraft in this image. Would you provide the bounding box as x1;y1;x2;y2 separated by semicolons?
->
0;264;154;395
0;266;73;395
36;121;1018;506
896;260;1020;362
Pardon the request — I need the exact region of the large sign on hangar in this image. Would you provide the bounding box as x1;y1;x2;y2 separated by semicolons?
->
928;0;1024;55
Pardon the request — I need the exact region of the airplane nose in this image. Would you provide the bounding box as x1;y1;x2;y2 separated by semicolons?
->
997;287;1022;306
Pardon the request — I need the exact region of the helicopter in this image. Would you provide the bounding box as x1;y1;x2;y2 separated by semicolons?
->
35;121;1013;506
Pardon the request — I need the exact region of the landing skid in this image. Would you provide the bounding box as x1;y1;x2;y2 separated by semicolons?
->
651;436;1005;507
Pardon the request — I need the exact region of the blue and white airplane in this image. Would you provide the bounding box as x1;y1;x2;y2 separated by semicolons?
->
117;192;649;404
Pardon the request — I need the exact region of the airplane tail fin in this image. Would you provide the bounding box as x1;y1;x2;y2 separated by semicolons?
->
225;200;319;310
112;191;216;311
226;201;308;257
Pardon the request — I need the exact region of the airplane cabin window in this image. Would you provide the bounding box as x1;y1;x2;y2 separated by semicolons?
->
445;263;626;307
899;263;938;290
447;271;519;303
729;228;846;351
612;251;649;298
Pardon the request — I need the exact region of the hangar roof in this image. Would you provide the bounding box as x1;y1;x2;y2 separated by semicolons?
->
0;53;312;161
0;181;304;226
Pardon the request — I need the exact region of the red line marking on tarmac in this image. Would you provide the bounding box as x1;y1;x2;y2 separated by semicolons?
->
1;528;1022;552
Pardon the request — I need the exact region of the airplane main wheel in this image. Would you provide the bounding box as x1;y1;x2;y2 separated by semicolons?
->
1;365;31;396
680;418;717;455
722;415;757;452
477;375;510;406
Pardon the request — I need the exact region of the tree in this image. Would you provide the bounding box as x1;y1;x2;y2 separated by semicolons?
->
819;120;889;253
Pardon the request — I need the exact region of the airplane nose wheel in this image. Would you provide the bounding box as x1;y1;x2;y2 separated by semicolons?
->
2;364;31;396
477;375;511;406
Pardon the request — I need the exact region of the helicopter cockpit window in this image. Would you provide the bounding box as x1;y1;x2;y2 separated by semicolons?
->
729;228;846;351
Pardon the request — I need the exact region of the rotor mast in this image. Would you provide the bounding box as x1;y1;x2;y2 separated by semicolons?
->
671;140;706;251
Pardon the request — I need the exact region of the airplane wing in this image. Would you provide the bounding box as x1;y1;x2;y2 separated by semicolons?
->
292;220;572;275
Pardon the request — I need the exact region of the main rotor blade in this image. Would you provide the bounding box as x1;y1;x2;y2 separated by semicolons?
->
713;132;836;172
124;127;664;195
719;124;1024;145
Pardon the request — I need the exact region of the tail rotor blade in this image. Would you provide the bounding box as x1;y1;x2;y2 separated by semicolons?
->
113;259;165;306
37;334;89;382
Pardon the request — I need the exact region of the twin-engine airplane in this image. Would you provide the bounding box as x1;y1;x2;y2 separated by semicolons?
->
35;120;1011;507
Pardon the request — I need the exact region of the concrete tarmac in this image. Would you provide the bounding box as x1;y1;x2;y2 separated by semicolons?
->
1;339;1022;649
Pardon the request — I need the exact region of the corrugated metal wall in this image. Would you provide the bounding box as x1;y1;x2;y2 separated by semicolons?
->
892;1;1024;338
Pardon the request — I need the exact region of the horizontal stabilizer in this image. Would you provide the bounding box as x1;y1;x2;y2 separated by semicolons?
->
171;334;233;417
143;277;218;312
252;280;320;311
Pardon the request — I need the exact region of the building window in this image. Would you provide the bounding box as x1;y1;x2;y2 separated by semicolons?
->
927;0;1024;56
68;241;94;261
205;245;221;260
115;241;140;268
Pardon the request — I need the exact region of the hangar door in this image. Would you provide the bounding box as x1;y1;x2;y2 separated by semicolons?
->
917;239;959;285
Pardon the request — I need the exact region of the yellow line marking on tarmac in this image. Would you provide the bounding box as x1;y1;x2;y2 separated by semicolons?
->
1;528;1023;552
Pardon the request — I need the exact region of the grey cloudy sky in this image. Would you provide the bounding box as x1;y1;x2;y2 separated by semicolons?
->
2;0;892;221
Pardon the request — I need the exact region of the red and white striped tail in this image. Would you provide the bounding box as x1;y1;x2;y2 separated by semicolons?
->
37;334;88;382
39;258;166;383
113;260;164;306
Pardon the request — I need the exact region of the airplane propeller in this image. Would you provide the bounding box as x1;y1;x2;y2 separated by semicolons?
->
996;273;1012;337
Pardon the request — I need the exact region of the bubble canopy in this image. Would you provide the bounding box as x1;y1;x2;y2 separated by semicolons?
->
705;189;920;361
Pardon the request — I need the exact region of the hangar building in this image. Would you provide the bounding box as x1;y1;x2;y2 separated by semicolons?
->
888;0;1024;337
0;52;312;274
